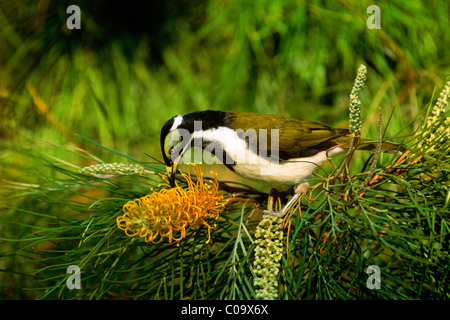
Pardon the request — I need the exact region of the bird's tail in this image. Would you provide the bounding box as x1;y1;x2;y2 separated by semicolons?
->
356;139;405;154
333;135;405;154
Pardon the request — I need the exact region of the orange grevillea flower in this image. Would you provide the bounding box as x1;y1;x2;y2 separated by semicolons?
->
116;164;230;245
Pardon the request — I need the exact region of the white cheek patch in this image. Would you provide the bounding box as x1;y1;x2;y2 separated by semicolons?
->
192;127;258;164
170;115;183;131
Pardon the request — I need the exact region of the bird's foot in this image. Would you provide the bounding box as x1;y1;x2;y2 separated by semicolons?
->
294;182;309;195
263;209;287;218
263;182;309;218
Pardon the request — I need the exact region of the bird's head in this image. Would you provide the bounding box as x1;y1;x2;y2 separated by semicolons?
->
160;115;191;187
160;111;228;187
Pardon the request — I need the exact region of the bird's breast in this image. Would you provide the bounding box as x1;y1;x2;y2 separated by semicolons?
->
231;150;340;184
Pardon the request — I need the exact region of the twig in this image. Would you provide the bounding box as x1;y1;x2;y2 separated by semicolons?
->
333;136;358;183
358;106;383;193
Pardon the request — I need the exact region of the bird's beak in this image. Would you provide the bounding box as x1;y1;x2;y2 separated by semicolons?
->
166;163;177;188
165;138;191;188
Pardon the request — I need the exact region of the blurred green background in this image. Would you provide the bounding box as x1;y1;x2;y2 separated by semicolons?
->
1;0;449;176
0;0;449;298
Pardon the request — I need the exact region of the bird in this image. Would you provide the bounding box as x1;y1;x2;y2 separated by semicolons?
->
160;110;402;216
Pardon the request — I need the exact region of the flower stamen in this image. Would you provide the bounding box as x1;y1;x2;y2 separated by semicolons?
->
116;164;230;245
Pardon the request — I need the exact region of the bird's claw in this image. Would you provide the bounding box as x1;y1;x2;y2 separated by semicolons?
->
263;209;285;218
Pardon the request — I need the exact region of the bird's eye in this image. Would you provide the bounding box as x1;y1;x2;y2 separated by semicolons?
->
169;147;175;154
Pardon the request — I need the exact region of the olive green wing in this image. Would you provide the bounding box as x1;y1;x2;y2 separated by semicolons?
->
226;111;350;159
